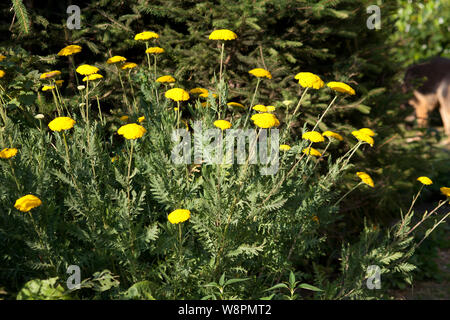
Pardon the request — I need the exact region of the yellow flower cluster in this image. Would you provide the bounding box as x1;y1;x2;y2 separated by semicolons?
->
107;56;127;64
134;31;159;41
251;113;280;129
302;147;321;157
156;75;176;83
214;120;232;130
249;68;272;79
117;123;147;140
57;45;82;56
165;88;190;101
168;209;191;224
295;72;324;89
76;64;99;76
323;131;344;141
146;47;165;54
40;70;61;79
14;195;42;212
352;130;374;147
0;148;18;159
48;117;76;132
357;172;375;187
208;29;238;41
302;131;325;143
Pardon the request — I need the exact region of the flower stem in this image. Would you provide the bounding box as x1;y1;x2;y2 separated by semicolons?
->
243;78;261;128
335;182;363;206
312;95;338;132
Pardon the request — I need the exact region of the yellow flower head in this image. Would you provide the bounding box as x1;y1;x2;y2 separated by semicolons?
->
199;92;217;98
327;81;355;95
417;176;433;185
120;62;138;70
120;115;129;122
252;105;267;112
145;47;165;54
82;74;103;81
227;102;245;109
208;29;238;40
280;144;291;151
214;120;232;130
302;131;325;143
251;113;280;129
358;128;375;137
57;45;82;56
0;70;5;78
249;68;272;79
42;85;55;91
138;116;145;123
352;130;374;147
55;80;64;86
302;147;322;157
14;195;42;212
266;105;276;112
0;148;18;159
40;70;61;79
111;155;119;163
117;123;147;140
0;54;6;61
294;72;324;89
322;131;344;141
134;31;159;41
168;209;191;224
156;75;176;83
107;56;127;64
441;187;450;197
165;88;190;102
190;87;209;95
48;117;76;132
76;64;99;75
357;171;374;187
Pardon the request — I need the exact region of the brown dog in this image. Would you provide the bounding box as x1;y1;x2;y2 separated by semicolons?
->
404;57;450;136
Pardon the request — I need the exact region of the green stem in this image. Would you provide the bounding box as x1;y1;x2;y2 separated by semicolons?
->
335;182;363;206
243;78;261;128
116;65;131;114
312;95;338;132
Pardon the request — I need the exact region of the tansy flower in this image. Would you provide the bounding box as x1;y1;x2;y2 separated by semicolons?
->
327;81;355;95
352;130;374;147
138;116;145;123
190;88;209;95
120;115;129;122
111;155;119;163
48;117;76;132
0;70;5;78
40;70;61;79
302;147;322;157
440;187;450;197
280;144;291;151
302;131;325;143
252;105;267;112
0;148;18;159
76;64;99;75
107;56;126;64
251;113;280;129
417;176;433;185
134;31;159;41
249;68;272;79
57;45;82;56
120;62;138;70
82;74;103;81
357;172;374;187
168;209;191;224
117;123;147;140
294;72;324;89
358;128;375;137
156;75;175;83
165;88;190;101
0;54;6;61
266;106;276;112
55;80;64;86
199;92;217;98
323;131;344;141
227;102;245;108
42;85;55;91
208;29;237;40
14;195;42;212
214;120;232;130
145;47;164;54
